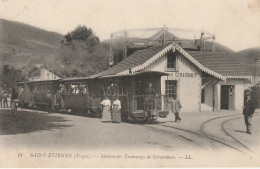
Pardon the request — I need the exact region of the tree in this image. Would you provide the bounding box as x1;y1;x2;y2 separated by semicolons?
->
0;65;26;89
64;25;100;48
58;40;109;77
58;25;109;77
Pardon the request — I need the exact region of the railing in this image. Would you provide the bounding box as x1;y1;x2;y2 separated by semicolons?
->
129;94;172;112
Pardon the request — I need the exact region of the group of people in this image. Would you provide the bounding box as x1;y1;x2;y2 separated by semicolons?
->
0;88;19;109
100;95;121;123
68;84;88;95
0;89;9;108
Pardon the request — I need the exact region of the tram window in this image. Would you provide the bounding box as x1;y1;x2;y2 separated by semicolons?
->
118;85;126;95
201;89;205;103
70;84;77;94
42;84;46;93
47;84;51;91
99;86;104;95
167;52;177;69
165;80;177;98
41;84;43;93
37;84;40;92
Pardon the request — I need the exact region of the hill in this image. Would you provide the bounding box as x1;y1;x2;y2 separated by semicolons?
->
233;47;260;76
0;19;63;70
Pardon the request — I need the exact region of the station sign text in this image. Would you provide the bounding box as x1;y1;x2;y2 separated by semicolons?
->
170;72;197;78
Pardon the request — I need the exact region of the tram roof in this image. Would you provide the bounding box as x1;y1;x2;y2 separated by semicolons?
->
17;79;62;84
99;71;168;79
60;71;168;82
60;77;94;82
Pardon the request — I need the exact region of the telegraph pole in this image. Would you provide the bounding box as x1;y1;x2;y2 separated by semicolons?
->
162;25;166;45
109;33;114;68
255;59;260;84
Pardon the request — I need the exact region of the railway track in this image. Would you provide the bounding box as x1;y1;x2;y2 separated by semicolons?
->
199;114;244;152
144;124;204;150
153;114;254;154
221;117;253;153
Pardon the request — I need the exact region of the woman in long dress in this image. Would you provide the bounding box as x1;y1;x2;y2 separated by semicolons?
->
112;96;121;123
100;96;111;122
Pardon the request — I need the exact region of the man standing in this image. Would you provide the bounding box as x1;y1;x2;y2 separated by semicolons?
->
243;94;255;135
46;90;52;113
145;82;156;110
3;91;8;108
171;94;182;122
0;90;3;108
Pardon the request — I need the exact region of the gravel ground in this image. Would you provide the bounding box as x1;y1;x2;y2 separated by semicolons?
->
1;108;259;152
1;108;260;167
0;108;197;151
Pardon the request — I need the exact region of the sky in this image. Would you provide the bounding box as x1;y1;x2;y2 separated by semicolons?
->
0;0;260;51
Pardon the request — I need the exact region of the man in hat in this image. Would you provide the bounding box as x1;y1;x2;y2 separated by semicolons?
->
243;94;255;134
171;94;182;122
145;82;156;110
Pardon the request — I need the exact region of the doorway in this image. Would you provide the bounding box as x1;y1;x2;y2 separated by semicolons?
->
221;85;235;110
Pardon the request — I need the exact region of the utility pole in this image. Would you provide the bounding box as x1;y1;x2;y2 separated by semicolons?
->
200;31;204;53
109;33;114;68
122;31;128;60
212;35;216;52
255;59;260;84
162;25;166;45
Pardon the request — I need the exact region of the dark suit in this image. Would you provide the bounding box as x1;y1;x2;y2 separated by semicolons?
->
145;87;156;110
243;98;255;133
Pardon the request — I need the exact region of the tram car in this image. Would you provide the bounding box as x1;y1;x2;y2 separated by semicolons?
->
17;79;61;110
17;78;102;116
60;77;102;116
17;71;170;123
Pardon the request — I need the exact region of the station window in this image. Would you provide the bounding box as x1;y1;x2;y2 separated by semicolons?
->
201;89;205;103
165;80;177;98
166;52;177;70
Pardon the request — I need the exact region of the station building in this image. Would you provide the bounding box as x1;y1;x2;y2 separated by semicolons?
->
28;65;63;81
95;43;252;113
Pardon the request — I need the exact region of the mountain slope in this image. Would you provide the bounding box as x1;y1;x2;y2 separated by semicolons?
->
0;19;63;70
233;47;260;76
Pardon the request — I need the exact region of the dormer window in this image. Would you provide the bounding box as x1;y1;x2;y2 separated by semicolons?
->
166;51;177;71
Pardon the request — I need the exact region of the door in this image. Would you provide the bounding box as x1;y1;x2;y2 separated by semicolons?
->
221;85;229;109
221;85;235;110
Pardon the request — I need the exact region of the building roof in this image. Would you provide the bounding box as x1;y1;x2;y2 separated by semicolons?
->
40;65;65;78
94;45;167;77
94;43;252;80
186;51;252;77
